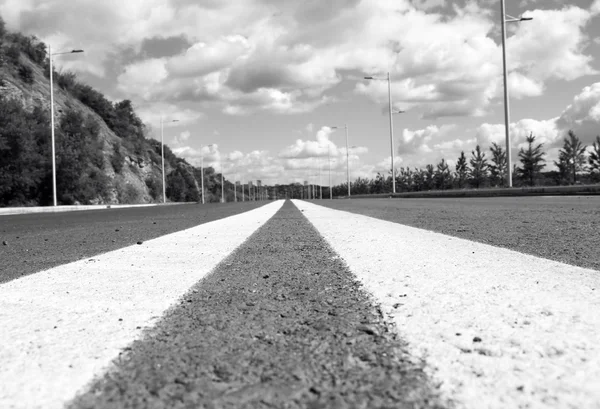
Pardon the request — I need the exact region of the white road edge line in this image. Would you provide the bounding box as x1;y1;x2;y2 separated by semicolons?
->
293;200;600;409
0;200;284;409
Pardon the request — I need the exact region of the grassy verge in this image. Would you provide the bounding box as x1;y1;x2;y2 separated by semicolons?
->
344;184;600;199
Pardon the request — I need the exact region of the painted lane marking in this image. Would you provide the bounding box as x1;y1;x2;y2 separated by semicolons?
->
0;200;284;409
293;200;600;409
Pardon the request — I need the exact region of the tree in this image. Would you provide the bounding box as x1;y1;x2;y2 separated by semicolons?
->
413;168;425;191
517;133;546;187
488;142;507;187
589;135;600;182
398;167;413;192
424;164;435;190
0;15;6;39
455;151;469;188
469;145;488;188
553;153;570;186
435;159;452;190
0;99;49;205
557;130;587;184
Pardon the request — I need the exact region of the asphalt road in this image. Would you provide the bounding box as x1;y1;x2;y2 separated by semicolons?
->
69;200;445;409
2;197;598;408
0;202;265;284
313;196;600;272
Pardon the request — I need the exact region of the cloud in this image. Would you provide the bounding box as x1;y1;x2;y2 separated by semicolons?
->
4;0;598;117
166;36;250;78
411;0;446;11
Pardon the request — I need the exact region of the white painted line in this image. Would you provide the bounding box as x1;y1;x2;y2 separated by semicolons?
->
293;200;600;409
0;200;284;409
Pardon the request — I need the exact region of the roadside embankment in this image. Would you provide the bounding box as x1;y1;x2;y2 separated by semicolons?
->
346;184;600;199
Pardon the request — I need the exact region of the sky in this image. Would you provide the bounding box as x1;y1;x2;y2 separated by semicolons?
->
2;0;600;186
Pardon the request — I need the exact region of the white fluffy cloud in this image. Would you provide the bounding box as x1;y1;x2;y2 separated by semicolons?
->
2;0;598;117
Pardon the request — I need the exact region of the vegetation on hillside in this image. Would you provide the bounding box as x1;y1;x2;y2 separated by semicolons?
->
0;17;232;206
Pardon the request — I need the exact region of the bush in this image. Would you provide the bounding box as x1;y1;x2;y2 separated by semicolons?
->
145;177;161;200
117;183;140;204
57;70;78;92
5;44;20;64
111;142;124;174
7;33;46;66
18;63;34;84
72;83;117;127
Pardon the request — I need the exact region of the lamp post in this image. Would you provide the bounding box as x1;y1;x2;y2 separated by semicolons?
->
160;118;179;204
328;142;332;200
200;144;214;204
48;46;84;206
221;170;224;203
329;125;351;198
501;3;533;187
319;156;323;199
364;72;397;193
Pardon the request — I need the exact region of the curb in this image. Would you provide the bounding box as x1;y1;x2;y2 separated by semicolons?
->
0;202;196;216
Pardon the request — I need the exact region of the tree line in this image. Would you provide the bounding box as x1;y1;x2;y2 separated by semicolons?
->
328;132;600;196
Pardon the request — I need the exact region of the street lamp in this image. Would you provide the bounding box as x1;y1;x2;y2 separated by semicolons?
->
48;46;84;206
327;142;332;200
364;73;406;194
200;144;214;204
160;118;179;204
501;1;533;187
329;125;351;198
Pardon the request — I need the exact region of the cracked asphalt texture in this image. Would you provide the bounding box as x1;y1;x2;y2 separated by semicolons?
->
314;196;600;272
0;202;265;284
69;200;447;409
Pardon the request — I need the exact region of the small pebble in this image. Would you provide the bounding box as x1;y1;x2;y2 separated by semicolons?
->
136;241;143;245
115;229;120;232
2;240;7;246
473;336;482;343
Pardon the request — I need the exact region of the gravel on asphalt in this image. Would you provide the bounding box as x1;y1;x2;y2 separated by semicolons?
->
69;200;448;409
0;202;265;284
313;197;600;271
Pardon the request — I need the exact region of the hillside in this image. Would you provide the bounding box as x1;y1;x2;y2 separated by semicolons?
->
0;22;232;206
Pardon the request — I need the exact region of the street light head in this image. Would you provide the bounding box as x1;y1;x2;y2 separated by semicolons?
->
71;49;84;53
520;17;533;21
172;119;180;123
364;76;375;80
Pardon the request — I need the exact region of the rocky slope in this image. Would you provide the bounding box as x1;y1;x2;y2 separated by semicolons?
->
0;30;217;205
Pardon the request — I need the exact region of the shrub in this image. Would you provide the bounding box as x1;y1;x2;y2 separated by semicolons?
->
57;70;78;92
5;44;20;64
117;182;140;204
111;142;124;174
18;63;34;83
145;177;161;200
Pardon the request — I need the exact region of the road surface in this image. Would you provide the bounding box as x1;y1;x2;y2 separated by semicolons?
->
1;197;598;408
